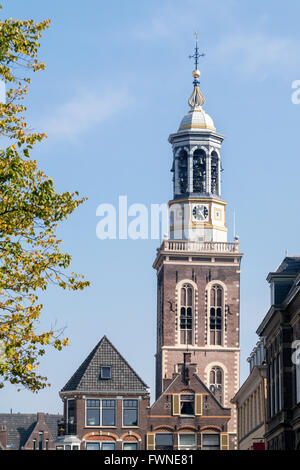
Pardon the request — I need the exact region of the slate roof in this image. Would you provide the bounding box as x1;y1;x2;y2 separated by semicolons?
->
61;335;148;393
0;413;61;450
276;256;300;274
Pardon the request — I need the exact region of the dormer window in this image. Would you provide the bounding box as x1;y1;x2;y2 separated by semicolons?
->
100;366;111;380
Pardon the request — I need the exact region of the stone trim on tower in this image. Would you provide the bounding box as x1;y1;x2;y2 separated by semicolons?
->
175;279;198;347
204;361;228;407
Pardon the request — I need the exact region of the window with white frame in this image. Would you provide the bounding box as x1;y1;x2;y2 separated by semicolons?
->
123;442;138;450
178;433;197;449
123;399;138;426
86;399;116;426
100;366;111;379
209;284;223;345
67;398;76;434
55;443;80;450
180;284;194;345
38;431;43;451
86;442;115;450
209;366;223;405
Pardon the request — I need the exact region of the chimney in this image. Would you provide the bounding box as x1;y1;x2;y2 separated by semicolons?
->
37;412;45;423
184;352;192;364
178;352;197;383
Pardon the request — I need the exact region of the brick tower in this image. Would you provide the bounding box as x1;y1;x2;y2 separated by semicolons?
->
153;41;243;449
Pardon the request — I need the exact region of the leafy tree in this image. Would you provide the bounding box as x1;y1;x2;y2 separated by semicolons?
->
0;5;90;391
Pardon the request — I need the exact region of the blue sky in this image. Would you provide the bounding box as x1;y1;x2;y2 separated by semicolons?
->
1;0;300;413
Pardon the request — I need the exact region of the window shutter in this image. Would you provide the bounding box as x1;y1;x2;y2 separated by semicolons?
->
220;433;229;450
147;433;155;450
172;394;180;416
195;394;203;416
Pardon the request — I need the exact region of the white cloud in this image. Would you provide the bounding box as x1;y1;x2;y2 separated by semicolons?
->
214;33;300;78
43;88;131;140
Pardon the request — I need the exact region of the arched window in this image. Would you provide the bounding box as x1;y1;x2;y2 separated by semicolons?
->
193;149;206;193
209;366;223;404
178;150;188;194
180;284;193;345
210;284;223;345
211;151;219;195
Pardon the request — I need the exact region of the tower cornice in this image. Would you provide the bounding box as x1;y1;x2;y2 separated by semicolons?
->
168;129;225;145
153;239;242;271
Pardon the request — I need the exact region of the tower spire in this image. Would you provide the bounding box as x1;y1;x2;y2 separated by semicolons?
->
188;32;205;108
189;32;205;70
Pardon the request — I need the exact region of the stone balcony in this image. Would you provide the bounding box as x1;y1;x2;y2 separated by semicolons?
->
157;239;239;254
153;239;241;270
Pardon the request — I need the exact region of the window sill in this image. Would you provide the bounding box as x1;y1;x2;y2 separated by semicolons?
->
84;426;117;429
178;447;197;450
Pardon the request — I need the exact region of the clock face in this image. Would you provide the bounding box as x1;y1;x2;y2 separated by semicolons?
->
192;204;209;221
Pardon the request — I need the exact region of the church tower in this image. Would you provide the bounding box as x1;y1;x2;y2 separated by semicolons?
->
153;39;243;449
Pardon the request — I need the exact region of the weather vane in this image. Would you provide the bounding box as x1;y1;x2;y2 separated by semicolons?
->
189;32;205;70
187;32;206;108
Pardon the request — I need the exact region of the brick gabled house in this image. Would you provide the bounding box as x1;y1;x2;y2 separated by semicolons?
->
0;412;61;450
57;336;150;450
147;353;231;450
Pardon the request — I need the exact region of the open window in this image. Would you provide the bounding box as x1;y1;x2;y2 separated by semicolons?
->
211;151;219;195
180;394;194;416
178;150;188;194
193;149;206;193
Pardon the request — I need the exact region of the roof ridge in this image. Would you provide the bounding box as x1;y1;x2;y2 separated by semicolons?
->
61;335;148;393
61;336;106;392
102;336;148;389
193;373;230;410
150;373;180;409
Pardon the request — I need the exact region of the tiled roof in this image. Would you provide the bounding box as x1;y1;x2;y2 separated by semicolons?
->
0;413;62;450
61;336;148;393
276;256;300;274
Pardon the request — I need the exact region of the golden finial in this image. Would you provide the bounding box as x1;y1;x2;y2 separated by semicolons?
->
188;72;205;107
188;33;205;108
